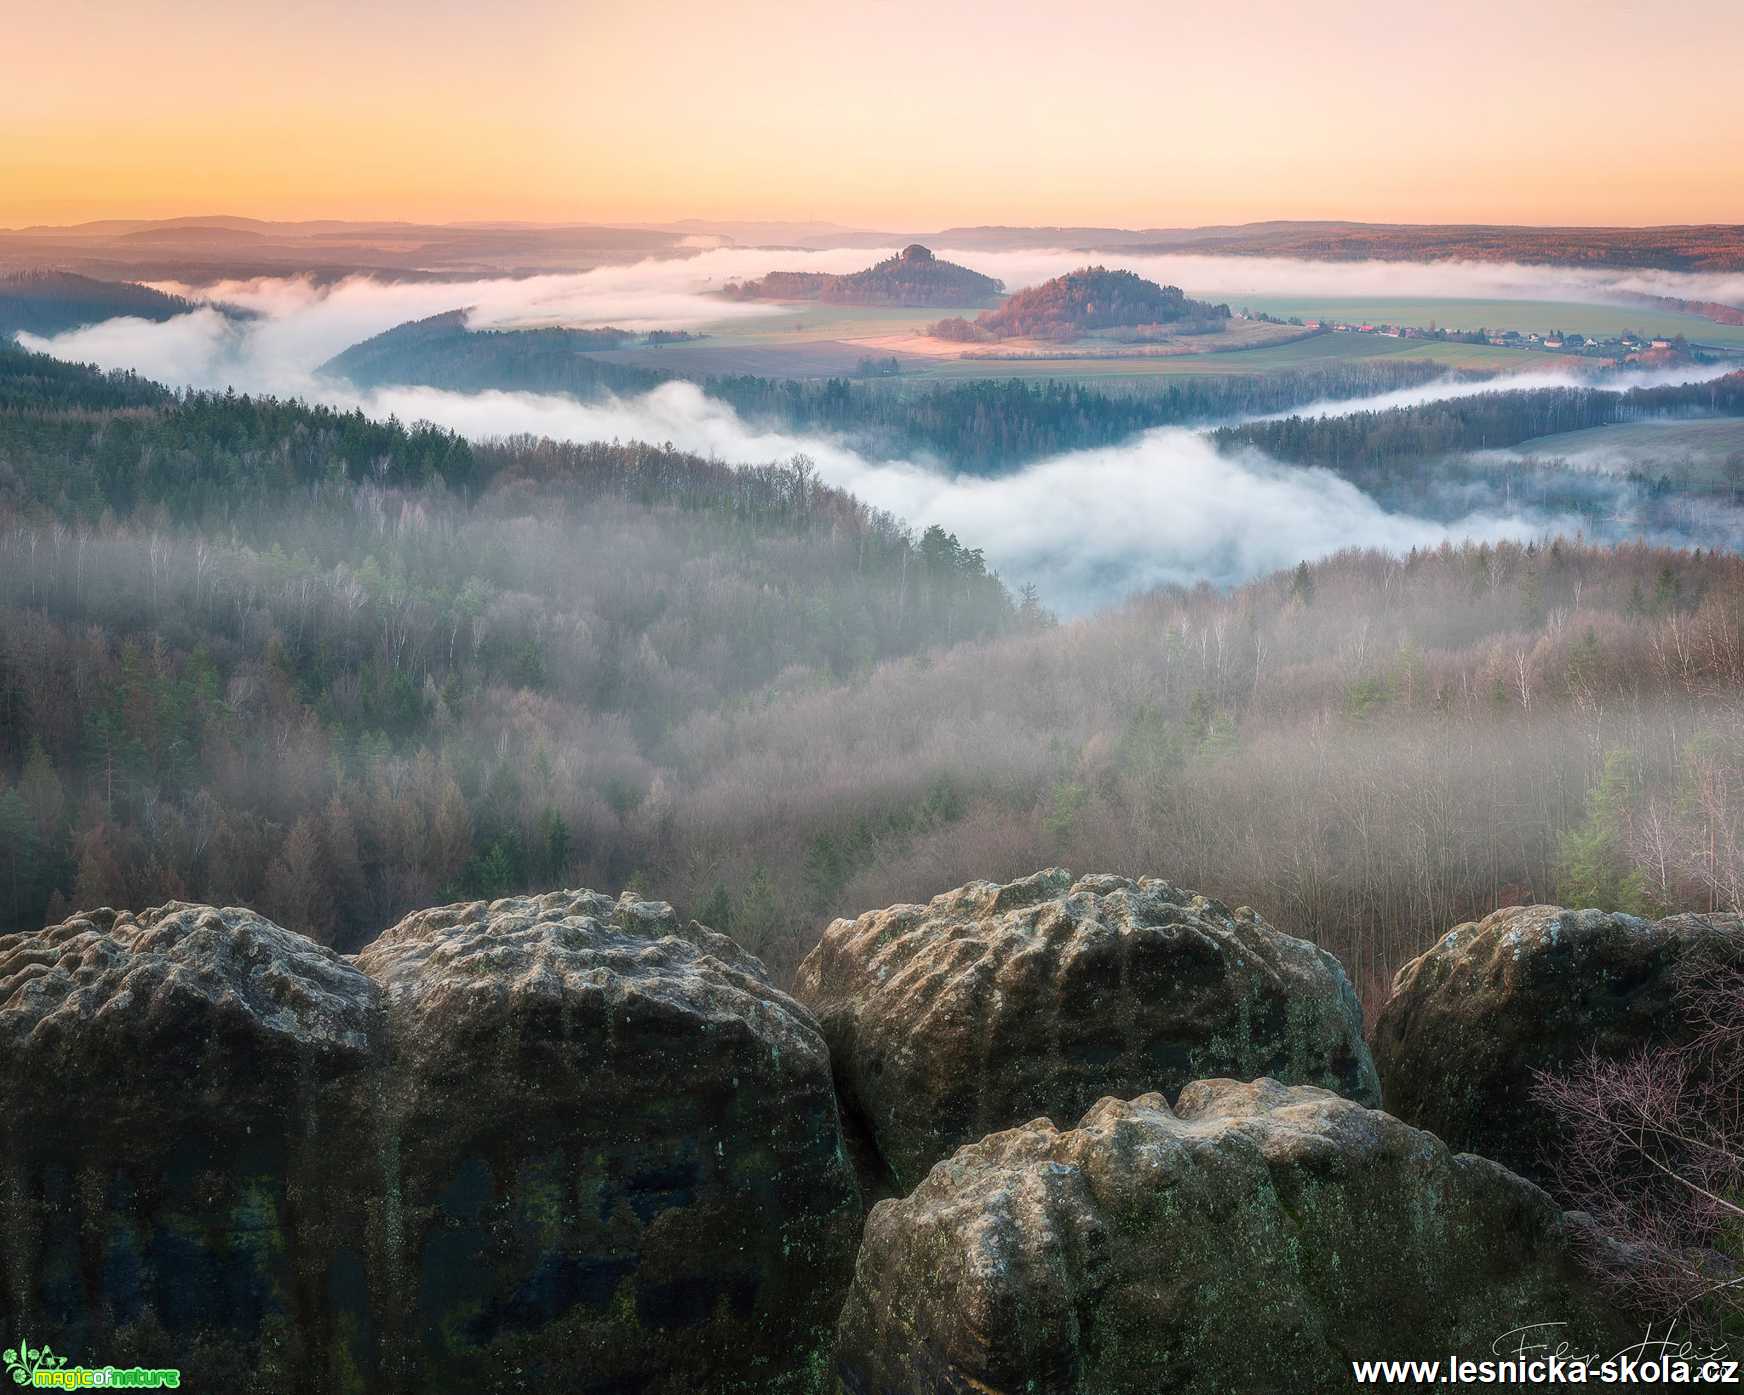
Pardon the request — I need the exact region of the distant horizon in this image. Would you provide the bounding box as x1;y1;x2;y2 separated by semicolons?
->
7;211;1744;237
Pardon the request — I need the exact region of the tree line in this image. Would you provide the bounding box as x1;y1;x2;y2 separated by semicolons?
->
1214;371;1744;473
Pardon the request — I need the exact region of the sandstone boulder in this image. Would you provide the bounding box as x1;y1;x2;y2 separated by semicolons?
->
3;891;861;1395
1371;904;1744;1181
355;889;861;1394
833;1079;1633;1395
794;870;1378;1191
0;903;382;1389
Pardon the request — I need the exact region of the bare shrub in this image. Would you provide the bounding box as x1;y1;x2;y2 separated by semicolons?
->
1535;954;1744;1334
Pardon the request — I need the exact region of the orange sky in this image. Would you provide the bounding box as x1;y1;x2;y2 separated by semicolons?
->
4;0;1739;229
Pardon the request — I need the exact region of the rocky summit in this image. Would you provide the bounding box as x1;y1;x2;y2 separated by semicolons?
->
0;892;861;1395
1371;903;1744;1180
795;869;1379;1192
833;1079;1635;1395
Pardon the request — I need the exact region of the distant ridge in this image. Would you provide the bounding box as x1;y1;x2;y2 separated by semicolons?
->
6;216;1744;276
925;221;1744;271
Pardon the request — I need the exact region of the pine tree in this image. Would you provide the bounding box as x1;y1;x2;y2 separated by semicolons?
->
696;881;735;933
0;788;39;926
18;738;65;839
538;807;572;885
264;817;335;941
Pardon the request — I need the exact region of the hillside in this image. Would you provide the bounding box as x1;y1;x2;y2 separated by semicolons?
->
1;343;1742;1011
721;243;1004;307
931;266;1230;342
321;309;664;394
0;268;199;338
1215;372;1744;476
0;342;1015;954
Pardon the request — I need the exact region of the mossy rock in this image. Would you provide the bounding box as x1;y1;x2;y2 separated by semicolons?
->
1371;904;1744;1181
0;903;381;1393
795;870;1378;1194
2;892;861;1394
833;1080;1634;1394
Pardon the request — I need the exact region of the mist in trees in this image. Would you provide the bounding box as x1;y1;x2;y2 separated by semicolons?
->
6;340;1744;1002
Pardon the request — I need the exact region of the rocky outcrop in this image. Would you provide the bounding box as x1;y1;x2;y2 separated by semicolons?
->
1;892;861;1394
356;890;860;1394
833;1079;1633;1395
0;903;382;1388
794;870;1378;1192
1371;904;1744;1180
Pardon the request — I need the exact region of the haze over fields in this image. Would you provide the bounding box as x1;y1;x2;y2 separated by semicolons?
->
10;239;1744;609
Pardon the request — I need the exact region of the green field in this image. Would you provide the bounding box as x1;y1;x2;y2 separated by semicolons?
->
1231;295;1744;348
903;334;1546;381
694;303;963;339
642;299;1553;383
641;294;1744;387
1506;416;1744;485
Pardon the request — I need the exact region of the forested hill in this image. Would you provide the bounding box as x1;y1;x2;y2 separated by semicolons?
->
720;244;1004;307
6;338;1744;1011
0;269;202;338
323;310;668;396
0;339;167;412
704;366;1453;472
0;340;479;517
933;267;1230;342
0;343;1017;947
1214;371;1744;473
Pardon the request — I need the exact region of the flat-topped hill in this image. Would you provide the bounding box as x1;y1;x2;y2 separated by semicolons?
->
721;243;1004;307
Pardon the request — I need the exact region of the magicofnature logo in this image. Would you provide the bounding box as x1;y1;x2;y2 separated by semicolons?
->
4;1341;66;1386
3;1339;179;1389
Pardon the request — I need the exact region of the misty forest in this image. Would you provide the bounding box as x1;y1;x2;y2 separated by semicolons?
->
7;201;1744;1392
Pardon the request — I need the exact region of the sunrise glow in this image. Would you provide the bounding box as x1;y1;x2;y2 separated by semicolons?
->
5;0;1740;229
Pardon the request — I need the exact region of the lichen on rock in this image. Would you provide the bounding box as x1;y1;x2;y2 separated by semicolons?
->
795;869;1379;1192
2;891;862;1394
833;1079;1635;1395
357;888;862;1394
1371;903;1744;1180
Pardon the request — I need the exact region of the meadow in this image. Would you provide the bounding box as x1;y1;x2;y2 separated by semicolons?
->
1233;294;1744;347
1505;415;1744;485
902;333;1548;380
585;297;1556;383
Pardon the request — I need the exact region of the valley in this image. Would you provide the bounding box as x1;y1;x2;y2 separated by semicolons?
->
7;307;1744;1375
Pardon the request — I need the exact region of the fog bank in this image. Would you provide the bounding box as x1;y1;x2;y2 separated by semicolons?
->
14;254;1739;613
364;380;1566;613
